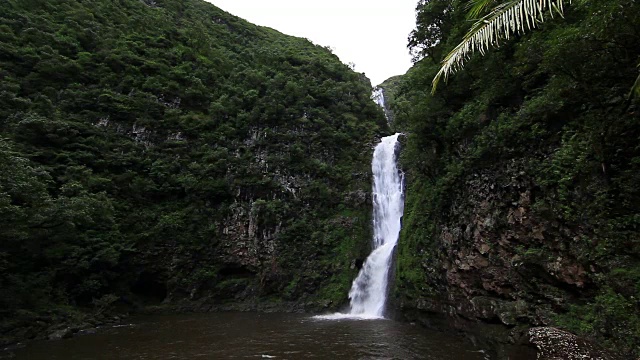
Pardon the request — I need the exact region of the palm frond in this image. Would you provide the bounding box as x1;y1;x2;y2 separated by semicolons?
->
432;0;570;94
466;0;496;19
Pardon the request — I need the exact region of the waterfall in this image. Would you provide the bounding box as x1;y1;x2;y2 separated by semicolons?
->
371;87;391;124
372;87;386;109
348;133;404;317
315;133;404;320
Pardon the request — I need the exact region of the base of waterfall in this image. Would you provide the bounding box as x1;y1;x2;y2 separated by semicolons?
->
311;313;385;320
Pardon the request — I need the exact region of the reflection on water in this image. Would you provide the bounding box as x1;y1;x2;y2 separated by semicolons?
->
10;312;496;359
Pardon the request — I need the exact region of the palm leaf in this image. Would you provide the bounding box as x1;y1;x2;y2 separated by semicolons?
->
432;0;570;94
466;0;496;20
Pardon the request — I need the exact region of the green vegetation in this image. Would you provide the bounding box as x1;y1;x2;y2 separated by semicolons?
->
0;0;385;341
3;0;638;355
391;0;640;356
432;0;570;92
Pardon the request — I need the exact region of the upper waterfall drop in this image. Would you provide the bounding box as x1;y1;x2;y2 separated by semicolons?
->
371;87;393;124
372;87;386;109
315;133;404;320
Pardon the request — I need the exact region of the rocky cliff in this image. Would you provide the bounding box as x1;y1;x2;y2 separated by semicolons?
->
388;0;640;357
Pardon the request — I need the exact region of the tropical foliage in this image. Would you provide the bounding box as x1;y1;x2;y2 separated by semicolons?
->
432;0;570;92
392;0;640;356
0;0;384;342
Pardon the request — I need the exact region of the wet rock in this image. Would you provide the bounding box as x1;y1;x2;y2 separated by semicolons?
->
528;327;618;360
70;323;91;333
48;328;72;340
78;328;98;335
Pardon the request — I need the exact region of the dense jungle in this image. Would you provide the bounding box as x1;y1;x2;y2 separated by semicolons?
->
0;0;639;358
390;0;640;357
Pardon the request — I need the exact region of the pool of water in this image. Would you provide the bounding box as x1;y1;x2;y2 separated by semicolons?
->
7;312;511;359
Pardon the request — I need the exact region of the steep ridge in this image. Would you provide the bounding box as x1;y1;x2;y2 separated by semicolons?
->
0;0;387;343
386;0;640;357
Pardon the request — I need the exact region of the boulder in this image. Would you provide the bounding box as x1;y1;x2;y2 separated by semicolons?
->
528;327;618;360
48;328;72;340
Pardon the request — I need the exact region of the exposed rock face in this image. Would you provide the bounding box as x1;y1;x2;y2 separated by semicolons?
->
392;146;640;357
123;125;384;312
444;161;587;324
399;159;591;327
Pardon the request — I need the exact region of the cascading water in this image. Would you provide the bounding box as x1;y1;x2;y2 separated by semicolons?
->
371;87;392;124
372;87;386;109
316;133;404;320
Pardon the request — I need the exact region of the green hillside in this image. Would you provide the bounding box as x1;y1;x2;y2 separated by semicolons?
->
387;0;640;357
0;0;386;342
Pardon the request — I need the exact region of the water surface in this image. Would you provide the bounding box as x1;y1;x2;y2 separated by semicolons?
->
11;312;491;359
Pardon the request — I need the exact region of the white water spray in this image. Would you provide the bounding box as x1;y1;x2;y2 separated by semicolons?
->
371;87;391;124
372;87;386;109
316;133;404;320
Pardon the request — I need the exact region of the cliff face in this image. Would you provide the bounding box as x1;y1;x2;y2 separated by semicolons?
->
397;158;591;324
0;0;386;341
388;0;640;356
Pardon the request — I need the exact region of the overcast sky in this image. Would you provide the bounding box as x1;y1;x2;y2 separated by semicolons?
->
206;0;417;86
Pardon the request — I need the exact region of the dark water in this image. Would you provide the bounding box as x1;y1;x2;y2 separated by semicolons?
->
9;312;497;360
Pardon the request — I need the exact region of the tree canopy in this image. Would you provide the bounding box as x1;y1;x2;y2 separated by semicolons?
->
0;0;385;341
391;0;640;356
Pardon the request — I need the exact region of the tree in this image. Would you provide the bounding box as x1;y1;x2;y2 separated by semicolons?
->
431;0;569;93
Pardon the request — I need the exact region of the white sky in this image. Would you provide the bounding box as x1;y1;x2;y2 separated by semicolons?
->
206;0;417;86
